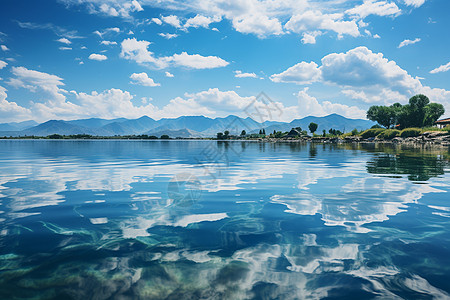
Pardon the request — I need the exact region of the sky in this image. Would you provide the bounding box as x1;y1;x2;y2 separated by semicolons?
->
0;0;449;123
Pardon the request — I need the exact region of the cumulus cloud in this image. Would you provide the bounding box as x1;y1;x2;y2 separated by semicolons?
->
88;53;108;61
8;66;66;101
1;45;9;51
184;15;221;29
285;10;360;38
398;38;421;48
0;60;7;69
59;0;424;39
296;87;366;119
120;38;228;69
165;71;174;78
161;15;182;28
232;14;284;38
346;0;401;19
430;62;450;74
0;85;32;122
270;62;321;85
171;52;229;69
130;72;160;87
301;31;322;44
234;70;257;78
270;46;450;112
100;40;117;45
94;0;143;17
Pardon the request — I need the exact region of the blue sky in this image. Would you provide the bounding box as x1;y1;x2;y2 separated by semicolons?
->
0;0;449;123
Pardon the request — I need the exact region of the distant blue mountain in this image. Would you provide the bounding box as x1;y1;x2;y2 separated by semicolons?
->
66;117;128;128
0;114;375;138
261;114;374;134
0;120;38;131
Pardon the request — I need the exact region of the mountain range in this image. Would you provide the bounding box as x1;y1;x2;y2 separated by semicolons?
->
0;114;375;138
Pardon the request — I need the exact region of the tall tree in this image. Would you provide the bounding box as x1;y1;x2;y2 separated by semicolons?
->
241;130;246;136
424;103;445;127
308;122;318;134
409;94;430;127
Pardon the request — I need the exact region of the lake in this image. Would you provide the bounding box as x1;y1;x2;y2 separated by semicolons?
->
0;140;449;299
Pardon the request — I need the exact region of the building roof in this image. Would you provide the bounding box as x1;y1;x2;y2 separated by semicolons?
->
435;118;450;124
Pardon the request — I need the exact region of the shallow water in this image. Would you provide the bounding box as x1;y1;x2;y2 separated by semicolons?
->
0;140;449;299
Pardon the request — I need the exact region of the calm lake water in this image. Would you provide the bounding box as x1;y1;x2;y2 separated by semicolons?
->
1;140;450;299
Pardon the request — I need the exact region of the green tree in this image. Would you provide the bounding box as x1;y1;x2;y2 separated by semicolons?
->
241;130;246;136
224;130;230;139
409;94;429;127
217;132;224;140
322;129;326;137
424;103;445;127
367;105;396;128
308;122;318;135
262;128;266;135
160;135;170;139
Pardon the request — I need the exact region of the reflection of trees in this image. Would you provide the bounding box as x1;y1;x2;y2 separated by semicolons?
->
366;152;449;181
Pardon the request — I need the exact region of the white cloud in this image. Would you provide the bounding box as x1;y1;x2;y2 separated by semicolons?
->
158;33;178;39
184;15;221;29
0;85;32;122
234;70;257;78
270;61;321;85
93;27;120;38
165;71;174;77
171;52;229;69
151;17;162;25
403;0;426;7
56;37;71;44
88;53;108;61
232;14;284;38
270;46;450;112
0;60;7;69
9;66;66;101
100;40;117;45
16;21;83;39
120;38;229;69
161;15;182;28
59;47;72;50
96;0;142;17
1;45;9;51
60;0;423;39
130;72;160;87
285;10;360;38
296;87;366;119
430;62;450;74
301;31;322;44
398;38;421;48
346;0;401;19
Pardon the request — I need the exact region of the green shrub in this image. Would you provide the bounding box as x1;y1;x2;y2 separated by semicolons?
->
377;129;400;139
360;128;385;139
400;128;422;137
